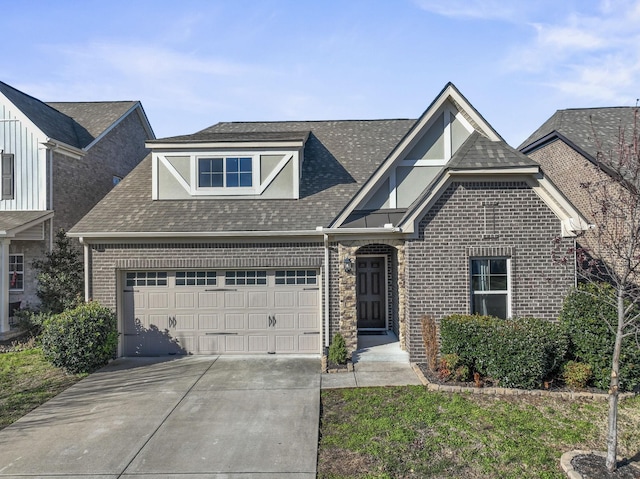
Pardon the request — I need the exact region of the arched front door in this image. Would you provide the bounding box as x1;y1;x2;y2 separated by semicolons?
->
356;255;387;330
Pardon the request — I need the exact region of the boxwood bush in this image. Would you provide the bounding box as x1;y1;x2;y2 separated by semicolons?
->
560;283;640;392
41;301;118;374
440;314;567;389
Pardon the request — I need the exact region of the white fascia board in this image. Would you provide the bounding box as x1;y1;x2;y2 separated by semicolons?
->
449;166;541;176
147;140;305;150
69;226;404;242
43;139;85;159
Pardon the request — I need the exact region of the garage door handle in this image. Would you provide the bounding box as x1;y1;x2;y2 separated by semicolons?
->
303;331;320;335
304;287;319;291
205;332;238;335
205;288;238;292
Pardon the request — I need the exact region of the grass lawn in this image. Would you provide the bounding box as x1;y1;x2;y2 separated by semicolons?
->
318;386;640;479
0;346;82;430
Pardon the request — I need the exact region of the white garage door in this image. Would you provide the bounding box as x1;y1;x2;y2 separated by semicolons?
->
122;269;321;356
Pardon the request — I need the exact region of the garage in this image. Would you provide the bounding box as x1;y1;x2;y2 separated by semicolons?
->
122;269;321;356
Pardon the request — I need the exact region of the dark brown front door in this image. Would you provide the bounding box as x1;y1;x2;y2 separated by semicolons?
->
356;256;386;329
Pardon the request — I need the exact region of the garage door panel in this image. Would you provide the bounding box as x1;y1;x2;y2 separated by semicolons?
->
298;334;320;353
248;313;268;330
224;335;246;352
174;334;196;352
274;291;295;308
248;335;269;352
175;292;195;309
298;291;318;307
148;293;169;309
198;292;219;308
149;314;169;330
175;314;195;330
275;335;295;352
248;291;268;308
275;314;295;330
198;335;220;353
198;314;220;330
225;313;245;330
299;313;319;330
224;292;245;308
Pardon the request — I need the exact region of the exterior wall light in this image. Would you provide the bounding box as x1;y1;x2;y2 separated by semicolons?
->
343;256;353;273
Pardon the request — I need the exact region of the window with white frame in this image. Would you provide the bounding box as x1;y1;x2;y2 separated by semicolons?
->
470;258;509;319
198;157;252;188
9;254;23;290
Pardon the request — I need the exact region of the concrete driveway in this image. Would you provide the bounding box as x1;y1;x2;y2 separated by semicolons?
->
0;355;320;478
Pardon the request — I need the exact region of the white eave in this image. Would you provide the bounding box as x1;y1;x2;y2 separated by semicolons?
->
41;139;85;159
146;140;306;151
70;225;404;242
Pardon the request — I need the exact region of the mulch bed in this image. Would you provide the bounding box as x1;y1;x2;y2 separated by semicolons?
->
572;454;640;478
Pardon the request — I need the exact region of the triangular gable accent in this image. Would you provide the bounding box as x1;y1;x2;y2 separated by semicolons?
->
330;82;503;228
396;168;590;238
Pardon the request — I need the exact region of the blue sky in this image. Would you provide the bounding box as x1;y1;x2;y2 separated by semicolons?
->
3;0;640;145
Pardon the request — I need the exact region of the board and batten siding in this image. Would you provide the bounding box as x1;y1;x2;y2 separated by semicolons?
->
0;102;48;211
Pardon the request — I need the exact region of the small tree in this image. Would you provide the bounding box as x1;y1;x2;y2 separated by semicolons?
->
555;107;640;472
32;229;83;314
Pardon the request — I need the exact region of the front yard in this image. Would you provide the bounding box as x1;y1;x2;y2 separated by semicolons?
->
318;386;640;479
0;345;82;430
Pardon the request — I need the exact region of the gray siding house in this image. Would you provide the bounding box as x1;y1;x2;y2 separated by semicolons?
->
0;81;154;332
69;83;587;361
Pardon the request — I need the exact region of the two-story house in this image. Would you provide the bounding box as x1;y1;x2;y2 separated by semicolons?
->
69;83;589;361
0;81;154;333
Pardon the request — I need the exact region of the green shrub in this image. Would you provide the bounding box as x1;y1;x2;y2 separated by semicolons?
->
14;308;53;336
560;283;640;392
328;333;348;365
563;361;593;389
41;301;117;374
440;314;568;389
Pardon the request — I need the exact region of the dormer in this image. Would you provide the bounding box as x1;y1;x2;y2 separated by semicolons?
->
148;130;309;200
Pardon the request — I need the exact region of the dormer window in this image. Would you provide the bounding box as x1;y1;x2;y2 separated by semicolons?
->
198;157;253;188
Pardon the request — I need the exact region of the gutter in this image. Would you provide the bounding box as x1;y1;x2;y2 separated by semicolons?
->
67;226;404;241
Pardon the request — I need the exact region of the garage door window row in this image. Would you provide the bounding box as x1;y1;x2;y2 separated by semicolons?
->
275;270;317;285
125;271;168;287
225;270;267;286
176;271;217;286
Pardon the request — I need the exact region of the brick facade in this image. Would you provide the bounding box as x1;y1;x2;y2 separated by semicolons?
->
87;183;576;360
404;180;576;362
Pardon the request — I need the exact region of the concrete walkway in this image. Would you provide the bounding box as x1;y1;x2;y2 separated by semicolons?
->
0;356;320;478
321;332;423;389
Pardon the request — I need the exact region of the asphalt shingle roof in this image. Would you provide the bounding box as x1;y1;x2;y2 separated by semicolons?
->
71;119;417;234
519;107;638;161
450;132;539;170
0;211;53;235
0;81;138;149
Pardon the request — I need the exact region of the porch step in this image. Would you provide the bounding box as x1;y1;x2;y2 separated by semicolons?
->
352;331;410;363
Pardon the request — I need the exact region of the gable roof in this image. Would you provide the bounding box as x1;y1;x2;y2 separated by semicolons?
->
69;119;416;236
0;81;153;150
449;132;539;170
519;107;638;161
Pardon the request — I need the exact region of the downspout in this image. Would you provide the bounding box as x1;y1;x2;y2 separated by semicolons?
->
324;233;330;348
80;237;90;302
0;239;9;333
47;149;53;251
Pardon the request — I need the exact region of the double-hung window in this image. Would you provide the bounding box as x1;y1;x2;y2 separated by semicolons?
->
198;157;252;188
9;254;23;290
470;258;509;319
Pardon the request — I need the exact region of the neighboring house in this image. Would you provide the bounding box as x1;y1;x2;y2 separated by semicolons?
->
68;83;588;361
0;81;154;332
519;107;637;221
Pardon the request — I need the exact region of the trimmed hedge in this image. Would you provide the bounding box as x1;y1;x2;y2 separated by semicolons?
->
560;283;640;392
41;301;118;374
440;314;567;389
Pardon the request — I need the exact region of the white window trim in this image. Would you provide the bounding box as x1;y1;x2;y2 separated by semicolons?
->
469;257;512;318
